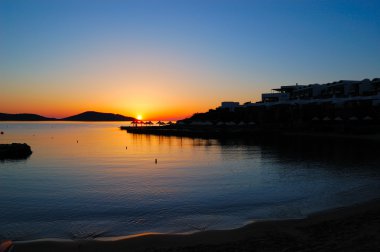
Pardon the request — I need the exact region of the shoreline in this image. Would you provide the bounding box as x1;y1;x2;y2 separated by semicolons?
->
121;125;380;143
6;198;380;252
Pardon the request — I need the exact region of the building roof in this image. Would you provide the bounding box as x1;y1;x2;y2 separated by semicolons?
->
272;85;306;92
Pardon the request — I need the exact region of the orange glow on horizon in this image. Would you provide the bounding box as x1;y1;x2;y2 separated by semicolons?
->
0;41;264;121
0;103;208;121
1;58;262;121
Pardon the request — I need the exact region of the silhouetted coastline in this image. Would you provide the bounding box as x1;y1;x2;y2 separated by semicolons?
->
121;125;380;143
0;111;135;122
62;111;135;121
122;78;380;139
0;113;56;121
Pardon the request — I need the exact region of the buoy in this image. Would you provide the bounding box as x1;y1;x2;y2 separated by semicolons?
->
77;140;78;143
0;131;3;135
155;158;157;164
126;146;128;149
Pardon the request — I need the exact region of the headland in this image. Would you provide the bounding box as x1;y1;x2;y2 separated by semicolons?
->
122;78;380;140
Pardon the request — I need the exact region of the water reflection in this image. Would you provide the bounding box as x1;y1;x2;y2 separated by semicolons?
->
1;122;380;241
217;136;380;169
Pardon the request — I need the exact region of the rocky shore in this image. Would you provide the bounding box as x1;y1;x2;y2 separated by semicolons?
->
0;143;32;160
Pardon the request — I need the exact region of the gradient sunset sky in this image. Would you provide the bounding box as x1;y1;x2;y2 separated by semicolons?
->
1;0;379;120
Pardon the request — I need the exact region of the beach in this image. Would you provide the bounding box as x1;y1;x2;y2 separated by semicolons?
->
5;198;380;252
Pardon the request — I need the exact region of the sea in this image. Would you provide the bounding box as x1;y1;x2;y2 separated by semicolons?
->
1;122;380;241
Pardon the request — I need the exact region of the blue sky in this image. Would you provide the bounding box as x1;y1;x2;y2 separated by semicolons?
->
1;0;379;118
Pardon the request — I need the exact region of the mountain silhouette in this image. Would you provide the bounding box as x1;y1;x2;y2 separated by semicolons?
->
62;111;135;121
0;111;135;121
0;113;56;121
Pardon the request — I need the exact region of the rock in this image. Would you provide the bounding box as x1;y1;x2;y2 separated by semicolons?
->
0;143;32;160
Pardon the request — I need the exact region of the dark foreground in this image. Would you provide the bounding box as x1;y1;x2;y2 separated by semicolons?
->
4;198;380;252
121;125;380;142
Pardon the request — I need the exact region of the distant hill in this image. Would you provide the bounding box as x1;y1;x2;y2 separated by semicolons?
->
0;113;56;121
0;111;135;121
62;111;135;121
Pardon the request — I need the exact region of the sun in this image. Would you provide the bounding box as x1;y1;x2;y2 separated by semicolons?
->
137;115;142;120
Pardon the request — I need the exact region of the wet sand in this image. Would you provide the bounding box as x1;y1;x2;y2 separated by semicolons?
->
5;198;380;252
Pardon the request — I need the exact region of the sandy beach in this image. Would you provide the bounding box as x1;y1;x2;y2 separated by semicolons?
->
3;198;379;252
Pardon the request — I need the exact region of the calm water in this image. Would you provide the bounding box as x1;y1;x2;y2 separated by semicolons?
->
1;122;380;241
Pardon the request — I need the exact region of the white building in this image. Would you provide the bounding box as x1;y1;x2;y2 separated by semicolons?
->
217;78;380;110
220;102;240;112
261;78;380;105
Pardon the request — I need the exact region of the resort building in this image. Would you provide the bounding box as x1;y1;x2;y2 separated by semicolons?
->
217;78;380;112
184;77;380;128
261;78;380;105
220;102;240;111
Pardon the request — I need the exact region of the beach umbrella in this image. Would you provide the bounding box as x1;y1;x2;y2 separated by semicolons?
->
312;117;319;121
363;116;373;121
349;116;358;121
334;117;343;121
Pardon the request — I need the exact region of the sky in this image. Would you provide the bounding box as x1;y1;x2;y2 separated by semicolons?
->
1;0;379;120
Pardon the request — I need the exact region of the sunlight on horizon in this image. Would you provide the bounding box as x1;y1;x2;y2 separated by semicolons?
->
1;0;379;120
